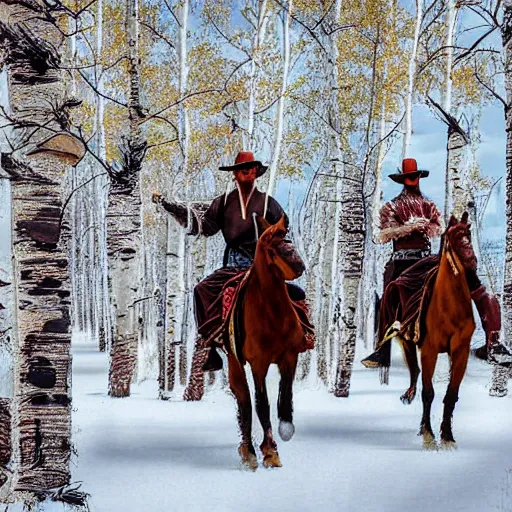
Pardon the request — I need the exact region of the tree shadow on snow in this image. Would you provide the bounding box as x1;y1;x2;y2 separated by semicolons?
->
88;434;241;471
299;418;420;451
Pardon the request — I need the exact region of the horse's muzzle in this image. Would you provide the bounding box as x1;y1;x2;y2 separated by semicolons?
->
290;259;305;278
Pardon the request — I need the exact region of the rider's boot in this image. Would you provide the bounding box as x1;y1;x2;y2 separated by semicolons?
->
361;320;400;369
361;348;387;368
471;285;512;367
293;299;315;351
201;346;223;372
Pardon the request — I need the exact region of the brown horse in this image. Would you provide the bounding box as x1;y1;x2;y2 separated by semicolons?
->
382;213;477;449
227;215;306;470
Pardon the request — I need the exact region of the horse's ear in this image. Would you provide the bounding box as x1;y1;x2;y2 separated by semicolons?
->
283;213;290;230
461;211;469;224
255;215;271;233
448;214;457;227
276;214;288;232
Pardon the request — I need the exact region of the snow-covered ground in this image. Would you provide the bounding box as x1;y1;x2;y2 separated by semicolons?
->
71;337;512;512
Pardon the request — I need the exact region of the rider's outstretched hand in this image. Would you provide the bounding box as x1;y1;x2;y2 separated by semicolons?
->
152;192;163;204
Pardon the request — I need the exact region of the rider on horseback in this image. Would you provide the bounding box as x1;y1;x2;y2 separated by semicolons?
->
153;151;313;375
362;158;512;370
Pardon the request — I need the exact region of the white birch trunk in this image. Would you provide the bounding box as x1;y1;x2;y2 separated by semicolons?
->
360;101;387;355
264;0;292;212
324;0;345;390
445;126;469;220
108;0;144;398
0;72;13;484
175;0;192;389
334;160;365;397
442;2;470;222
443;0;456;113
246;0;269;148
495;0;512;396
0;0;85;497
95;0;111;351
327;176;343;389
402;0;423;160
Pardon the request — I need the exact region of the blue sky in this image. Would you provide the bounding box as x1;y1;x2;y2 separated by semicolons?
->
274;101;507;245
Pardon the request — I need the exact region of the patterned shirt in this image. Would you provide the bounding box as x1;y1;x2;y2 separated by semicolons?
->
378;189;444;251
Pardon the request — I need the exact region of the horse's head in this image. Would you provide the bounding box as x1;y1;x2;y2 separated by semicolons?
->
445;212;477;271
256;215;305;280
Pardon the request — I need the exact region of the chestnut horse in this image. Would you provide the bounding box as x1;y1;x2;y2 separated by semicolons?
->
228;215;305;470
382;213;477;449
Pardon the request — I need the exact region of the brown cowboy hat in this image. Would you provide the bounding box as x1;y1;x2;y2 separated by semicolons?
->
389;158;429;184
218;151;268;177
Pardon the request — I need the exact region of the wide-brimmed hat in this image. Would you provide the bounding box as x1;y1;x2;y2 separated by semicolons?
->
218;151;268;177
389;158;429;184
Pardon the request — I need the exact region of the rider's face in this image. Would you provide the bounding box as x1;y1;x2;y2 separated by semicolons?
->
404;175;419;188
234;166;258;185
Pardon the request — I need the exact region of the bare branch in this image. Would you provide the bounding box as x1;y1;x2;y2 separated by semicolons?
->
147;137;179;149
77;70;128;109
162;0;181;28
205;13;251;58
474;70;507;109
254;96;279;115
427;95;469;142
271;0;329;56
289;94;341;134
224;57;251;90
140;20;176;52
142;89;223;125
312;1;335;30
60;171;108;224
454;25;497;64
363;113;406;201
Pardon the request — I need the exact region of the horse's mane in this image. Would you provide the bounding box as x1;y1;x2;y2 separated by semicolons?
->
438;232;446;256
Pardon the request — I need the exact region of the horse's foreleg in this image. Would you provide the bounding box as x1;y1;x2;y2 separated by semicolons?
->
277;352;298;442
400;339;420;405
228;356;257;470
420;348;438;450
440;341;470;449
252;366;281;468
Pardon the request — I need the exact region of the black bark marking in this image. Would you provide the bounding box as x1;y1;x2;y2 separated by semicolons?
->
27;357;56;389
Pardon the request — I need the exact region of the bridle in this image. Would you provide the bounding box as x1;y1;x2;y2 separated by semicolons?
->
443;236;460;276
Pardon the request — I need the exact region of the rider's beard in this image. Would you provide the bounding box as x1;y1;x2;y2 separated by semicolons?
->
236;178;255;196
404;183;421;195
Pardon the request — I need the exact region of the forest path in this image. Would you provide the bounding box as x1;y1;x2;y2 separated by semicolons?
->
71;337;512;512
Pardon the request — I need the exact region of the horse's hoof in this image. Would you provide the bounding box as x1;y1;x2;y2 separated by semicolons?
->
278;420;295;441
400;389;415;405
240;455;258;471
263;450;282;468
441;440;457;451
422;433;438;451
238;446;258;471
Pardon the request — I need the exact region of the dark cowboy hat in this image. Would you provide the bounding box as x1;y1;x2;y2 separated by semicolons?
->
218;151;268;177
389;158;429;184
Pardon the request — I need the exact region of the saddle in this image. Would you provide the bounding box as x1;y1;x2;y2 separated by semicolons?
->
203;270;251;363
378;256;440;348
204;271;316;363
